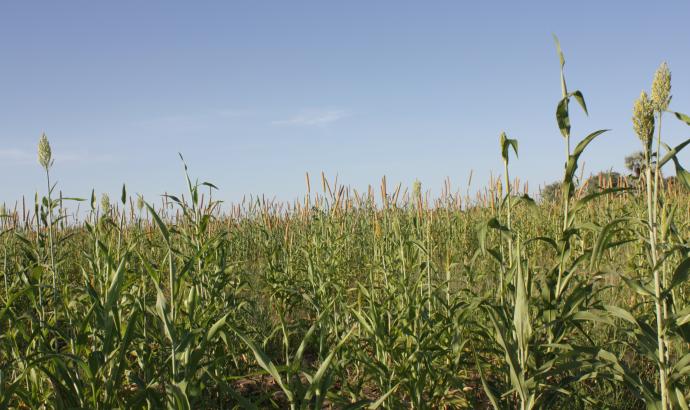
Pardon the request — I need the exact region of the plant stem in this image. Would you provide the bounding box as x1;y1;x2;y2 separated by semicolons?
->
46;169;57;316
169;249;176;381
562;134;571;231
645;148;668;409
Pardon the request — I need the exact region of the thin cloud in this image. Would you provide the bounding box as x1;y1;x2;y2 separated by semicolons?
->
0;148;112;165
273;109;350;126
56;151;114;163
0;149;33;163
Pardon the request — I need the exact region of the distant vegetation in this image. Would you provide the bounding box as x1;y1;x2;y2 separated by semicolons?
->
1;37;690;409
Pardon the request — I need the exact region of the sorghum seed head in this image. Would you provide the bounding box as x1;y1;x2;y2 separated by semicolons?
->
633;91;655;146
101;193;111;214
38;133;52;170
651;62;671;112
412;180;422;199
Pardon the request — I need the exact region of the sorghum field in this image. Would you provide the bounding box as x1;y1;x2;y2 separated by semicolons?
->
2;39;690;410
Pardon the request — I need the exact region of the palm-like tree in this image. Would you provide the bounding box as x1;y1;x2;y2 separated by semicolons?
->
625;150;646;178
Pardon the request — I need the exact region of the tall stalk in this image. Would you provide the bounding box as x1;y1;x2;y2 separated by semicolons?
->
44;168;56;305
2;233;7;300
502;135;513;259
562;135;570;231
634;90;669;409
651;64;672;368
38;134;57;313
499;131;518;296
168;248;176;381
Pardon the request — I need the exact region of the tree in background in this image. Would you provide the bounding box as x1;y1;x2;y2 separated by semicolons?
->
624;150;645;178
540;181;561;203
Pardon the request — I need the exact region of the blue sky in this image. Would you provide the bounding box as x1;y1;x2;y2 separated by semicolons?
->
2;1;689;207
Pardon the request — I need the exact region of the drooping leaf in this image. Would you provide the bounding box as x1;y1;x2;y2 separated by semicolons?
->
563;130;609;199
670;257;690;291
229;325;293;403
571;90;588;116
145;202;170;245
500;132;519;162
474;351;501;410
672;111;690;126
556;96;571;138
658;139;690;168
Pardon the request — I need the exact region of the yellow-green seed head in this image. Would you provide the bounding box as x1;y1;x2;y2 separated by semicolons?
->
38;133;52;170
412;180;422;199
633;91;655;146
651;62;671;112
0;203;6;216
136;195;145;211
101;193;111;214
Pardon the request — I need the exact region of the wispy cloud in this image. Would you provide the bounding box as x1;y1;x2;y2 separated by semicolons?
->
0;148;112;165
0;149;33;163
272;109;350;126
55;150;114;163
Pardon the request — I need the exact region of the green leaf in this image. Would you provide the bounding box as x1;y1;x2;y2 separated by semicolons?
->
553;34;565;68
621;276;655;298
563;129;609;198
556;96;571;138
672;111;690;126
677;387;689;410
500;132;519;162
676;306;690;326
658;139;690;168
571;310;613;326
474;352;501;409
167;382;191;410
294;307;334;368
304;328;354;405
145;202;170;245
368;382;401;409
121;184;127;205
107;309;140;400
524;236;558;252
229;325;292;403
0;286;35;324
155;283;175;343
514;259;532;361
504;193;536;210
589;218;629;271
670;257;690;290
571;187;630;215
486;307;528;402
604;305;638;326
571;90;588;116
104;257;126;314
573;129;608;158
666;153;690;191
207;313;230;341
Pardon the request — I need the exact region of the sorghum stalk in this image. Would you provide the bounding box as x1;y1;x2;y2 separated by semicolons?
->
634;90;668;409
38;133;58;311
651;63;672;341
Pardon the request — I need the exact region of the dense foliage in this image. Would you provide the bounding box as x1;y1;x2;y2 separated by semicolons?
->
2;38;690;409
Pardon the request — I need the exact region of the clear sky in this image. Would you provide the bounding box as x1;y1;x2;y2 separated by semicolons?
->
2;1;689;207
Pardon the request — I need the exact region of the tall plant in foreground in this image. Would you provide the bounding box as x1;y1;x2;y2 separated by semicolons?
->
474;35;618;410
38;134;57;310
616;62;690;410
